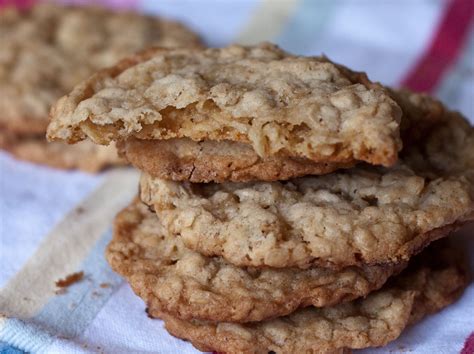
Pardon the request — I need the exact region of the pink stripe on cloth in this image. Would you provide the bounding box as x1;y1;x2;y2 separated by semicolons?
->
400;0;474;93
462;332;474;354
0;0;139;9
0;0;35;9
60;0;139;9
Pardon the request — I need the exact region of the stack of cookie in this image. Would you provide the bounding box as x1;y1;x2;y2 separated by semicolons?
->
0;3;201;172
47;44;474;353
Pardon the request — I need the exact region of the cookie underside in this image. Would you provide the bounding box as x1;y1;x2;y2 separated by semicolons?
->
118;138;355;182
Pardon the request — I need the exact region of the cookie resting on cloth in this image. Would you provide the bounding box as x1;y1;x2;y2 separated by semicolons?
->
154;241;469;354
140;112;474;269
47;43;403;167
107;200;405;323
0;131;124;172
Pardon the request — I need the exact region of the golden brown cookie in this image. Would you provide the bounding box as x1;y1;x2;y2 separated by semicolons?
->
140;113;474;269
0;131;125;172
117;138;355;183
107;200;405;323
153;241;469;354
47;43;403;167
0;3;201;170
118;89;455;183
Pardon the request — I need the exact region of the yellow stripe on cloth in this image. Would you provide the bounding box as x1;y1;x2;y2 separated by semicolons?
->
236;0;300;44
0;169;138;319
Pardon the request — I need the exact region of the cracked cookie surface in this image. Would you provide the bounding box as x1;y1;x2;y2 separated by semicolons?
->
140;112;474;269
0;3;200;170
118;89;458;182
155;241;468;354
107;200;404;323
0;3;201;135
47;43;402;167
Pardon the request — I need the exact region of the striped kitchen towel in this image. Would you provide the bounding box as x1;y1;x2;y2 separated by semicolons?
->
0;0;473;353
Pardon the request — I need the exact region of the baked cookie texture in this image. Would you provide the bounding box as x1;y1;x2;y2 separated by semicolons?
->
0;3;201;171
47;43;403;167
0;132;124;172
140;111;474;269
117;89;457;183
117;138;355;183
151;241;469;354
107;200;405;323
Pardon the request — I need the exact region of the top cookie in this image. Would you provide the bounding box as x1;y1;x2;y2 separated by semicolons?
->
0;3;201;135
116;89;451;183
47;43;402;167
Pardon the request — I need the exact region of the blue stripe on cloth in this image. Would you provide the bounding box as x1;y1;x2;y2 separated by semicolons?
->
33;229;122;339
435;28;474;116
275;0;336;55
0;319;52;353
0;228;123;353
0;342;25;354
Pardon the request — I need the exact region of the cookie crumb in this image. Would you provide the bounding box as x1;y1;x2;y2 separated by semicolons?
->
55;288;67;295
99;282;111;288
55;271;84;288
398;345;412;352
76;207;85;214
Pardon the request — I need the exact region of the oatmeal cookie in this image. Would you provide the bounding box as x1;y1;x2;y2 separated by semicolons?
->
117;89;458;182
117;138;355;183
47;43;402;167
0;131;124;172
155;242;468;353
140;114;474;268
107;200;405;322
0;3;201;170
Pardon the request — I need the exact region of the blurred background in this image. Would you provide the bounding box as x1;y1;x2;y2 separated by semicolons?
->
2;0;470;119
